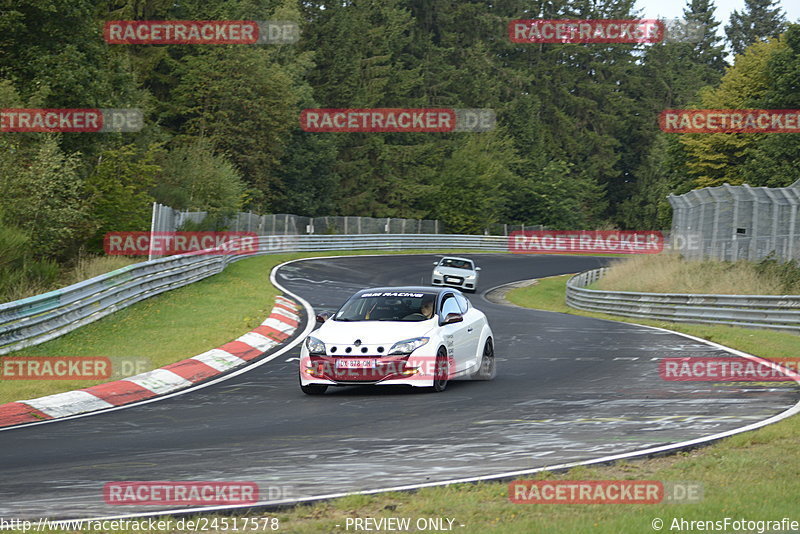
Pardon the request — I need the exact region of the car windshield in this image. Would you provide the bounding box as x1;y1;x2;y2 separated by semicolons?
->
334;291;437;322
440;258;472;270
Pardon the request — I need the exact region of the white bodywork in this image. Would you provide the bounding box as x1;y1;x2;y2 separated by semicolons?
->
300;289;493;388
431;256;480;292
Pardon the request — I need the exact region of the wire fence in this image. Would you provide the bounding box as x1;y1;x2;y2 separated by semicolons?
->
149;203;544;238
668;180;800;263
1;234;508;354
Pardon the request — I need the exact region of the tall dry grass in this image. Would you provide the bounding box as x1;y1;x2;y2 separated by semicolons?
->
1;255;140;303
594;254;797;295
60;255;140;286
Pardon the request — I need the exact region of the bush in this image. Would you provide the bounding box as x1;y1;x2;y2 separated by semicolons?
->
155;138;245;217
754;254;800;294
0;221;29;270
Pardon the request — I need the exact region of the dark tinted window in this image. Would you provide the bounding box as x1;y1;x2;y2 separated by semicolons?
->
440;258;473;270
335;291;437;322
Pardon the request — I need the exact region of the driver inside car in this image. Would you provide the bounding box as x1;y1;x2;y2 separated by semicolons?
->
403;297;435;320
420;299;434;319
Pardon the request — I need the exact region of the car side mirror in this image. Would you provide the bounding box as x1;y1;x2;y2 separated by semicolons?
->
432;261;439;265
475;267;481;271
442;312;463;325
316;312;330;323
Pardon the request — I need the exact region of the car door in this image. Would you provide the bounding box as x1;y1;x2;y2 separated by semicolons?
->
438;293;471;372
455;292;482;368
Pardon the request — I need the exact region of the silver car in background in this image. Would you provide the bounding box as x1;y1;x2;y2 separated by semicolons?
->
431;256;480;292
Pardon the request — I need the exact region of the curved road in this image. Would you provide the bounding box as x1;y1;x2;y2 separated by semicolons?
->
0;253;797;519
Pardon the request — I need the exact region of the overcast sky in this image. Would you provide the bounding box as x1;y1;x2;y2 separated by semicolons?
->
635;0;799;33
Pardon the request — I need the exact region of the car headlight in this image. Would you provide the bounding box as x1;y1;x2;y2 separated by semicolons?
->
388;337;429;355
466;273;476;279
305;336;326;354
433;270;443;276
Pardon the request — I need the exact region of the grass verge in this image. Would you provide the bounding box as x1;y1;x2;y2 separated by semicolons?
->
508;274;800;358
593;253;800;295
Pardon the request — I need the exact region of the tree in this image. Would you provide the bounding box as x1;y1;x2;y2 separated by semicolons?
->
683;0;728;78
737;24;800;187
84;144;161;251
155;138;245;215
271;128;339;216
618;134;690;230
0;134;90;259
679;37;785;188
725;0;787;56
433;131;519;234
168;45;302;209
300;0;439;217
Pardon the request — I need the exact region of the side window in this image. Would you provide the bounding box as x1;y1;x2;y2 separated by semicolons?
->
440;295;461;317
454;293;469;314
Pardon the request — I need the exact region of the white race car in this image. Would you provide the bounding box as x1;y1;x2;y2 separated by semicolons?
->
299;286;495;395
431;256;480;292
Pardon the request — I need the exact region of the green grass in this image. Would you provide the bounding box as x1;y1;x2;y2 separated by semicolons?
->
1;253;280;403
506;274;800;359
6;259;800;533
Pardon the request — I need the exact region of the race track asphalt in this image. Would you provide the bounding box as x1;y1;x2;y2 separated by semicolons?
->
0;253;796;519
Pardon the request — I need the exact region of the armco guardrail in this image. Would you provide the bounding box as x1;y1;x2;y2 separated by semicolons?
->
566;268;800;332
0;234;507;355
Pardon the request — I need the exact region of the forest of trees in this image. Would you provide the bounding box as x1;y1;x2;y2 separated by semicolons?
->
0;0;798;292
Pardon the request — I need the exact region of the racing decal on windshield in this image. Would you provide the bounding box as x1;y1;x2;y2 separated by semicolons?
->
360;292;425;298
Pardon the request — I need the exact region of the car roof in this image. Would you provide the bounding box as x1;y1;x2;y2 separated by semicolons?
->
353;286;457;297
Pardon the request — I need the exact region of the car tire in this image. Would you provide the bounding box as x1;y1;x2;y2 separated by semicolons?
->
301;384;328;395
300;375;328;395
430;348;449;392
473;338;496;380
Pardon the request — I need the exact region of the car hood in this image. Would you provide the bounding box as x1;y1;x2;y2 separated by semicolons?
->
435;266;474;276
315;319;435;344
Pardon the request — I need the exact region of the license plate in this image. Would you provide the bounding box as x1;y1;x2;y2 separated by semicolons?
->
445;276;460;283
335;359;376;369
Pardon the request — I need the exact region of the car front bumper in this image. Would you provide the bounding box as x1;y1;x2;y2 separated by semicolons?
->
300;354;442;387
431;275;476;290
